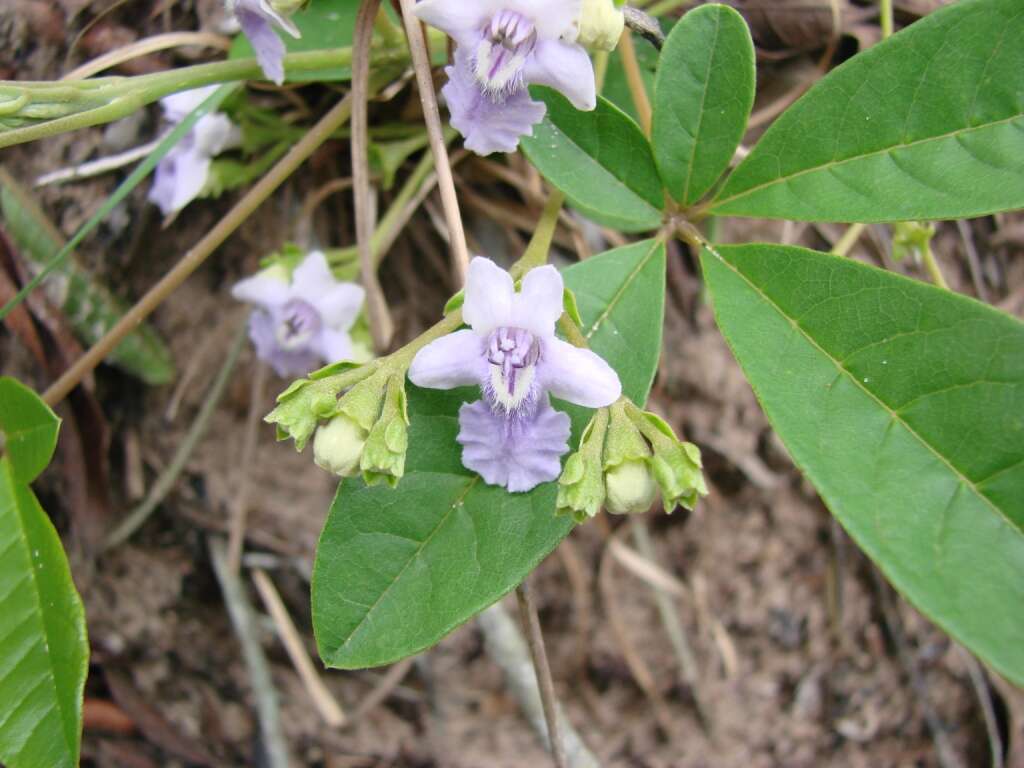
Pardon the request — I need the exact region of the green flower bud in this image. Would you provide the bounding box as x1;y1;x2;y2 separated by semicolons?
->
557;410;609;522
270;0;307;14
578;0;626;51
313;414;367;477
605;459;658;514
266;363;376;451
628;406;708;514
359;374;410;488
892;221;936;263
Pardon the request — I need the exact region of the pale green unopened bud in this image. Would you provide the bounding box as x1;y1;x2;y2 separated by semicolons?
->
557;410;609;522
628;406;708;514
358;373;409;488
605;459;658;514
578;0;625;51
313;415;366;477
270;0;306;14
266;363;377;451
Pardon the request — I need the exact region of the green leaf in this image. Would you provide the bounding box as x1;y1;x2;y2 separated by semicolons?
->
520;90;664;232
0;378;60;484
710;0;1024;222
313;240;667;668
0;408;88;767
652;4;755;206
701;243;1024;686
0;169;176;386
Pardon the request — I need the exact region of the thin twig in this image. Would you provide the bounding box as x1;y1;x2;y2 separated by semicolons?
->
630;519;709;728
251;569;348;728
397;0;470;284
957;220;990;303
349;659;415;723
618;27;652;135
103;321;247;551
35;138;164;187
478;601;601;768
42;92;355;407
209;538;291;768
62;31;232;80
956;646;1004;768
227;360;268;574
832;223;867;258
623;7;666;50
353;0;395;351
516;581;569;768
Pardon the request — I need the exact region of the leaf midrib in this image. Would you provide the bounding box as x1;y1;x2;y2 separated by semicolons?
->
331;473;478;658
585;239;663;340
711;113;1024;211
680;7;721;205
705;246;1021;536
0;459;73;763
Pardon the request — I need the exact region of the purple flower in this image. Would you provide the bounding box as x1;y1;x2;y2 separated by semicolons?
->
232;251;366;378
229;0;301;85
414;0;597;155
148;86;241;216
409;257;621;492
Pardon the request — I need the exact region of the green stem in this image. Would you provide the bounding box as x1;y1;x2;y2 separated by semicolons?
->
0;46;407;150
921;241;949;290
832;223;866;257
880;0;894;39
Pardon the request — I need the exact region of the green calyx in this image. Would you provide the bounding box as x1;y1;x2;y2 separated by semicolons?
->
358;373;410;488
557;409;610;522
626;405;708;514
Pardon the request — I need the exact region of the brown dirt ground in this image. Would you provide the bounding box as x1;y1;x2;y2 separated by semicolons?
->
2;1;1021;766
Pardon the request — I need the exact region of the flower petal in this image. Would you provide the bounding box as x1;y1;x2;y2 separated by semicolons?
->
409;329;487;389
148;144;210;216
505;0;582;41
511;264;563;337
315;283;365;331
414;0;505;47
313;328;354;364
442;47;546;155
463;256;516;334
524;39;596;111
539;337;621;407
457;396;570;491
231;268;291;308
160;85;220;123
290;251;335;303
248;309;320;378
237;6;287;85
193;113;241;155
256;0;301;37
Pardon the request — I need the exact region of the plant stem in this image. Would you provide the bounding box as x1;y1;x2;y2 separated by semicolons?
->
879;0;894;39
397;0;470;285
353;0;394;351
42;92;355;407
0;47;382;150
103;321;247;550
921;241;949;290
832;223;866;257
618;27;652;135
516;581;568;768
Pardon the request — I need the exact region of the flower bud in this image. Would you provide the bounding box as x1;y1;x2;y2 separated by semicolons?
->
359;374;410;488
313;414;366;477
605;459;658;514
269;0;306;14
557;410;609;522
627;406;708;514
578;0;625;51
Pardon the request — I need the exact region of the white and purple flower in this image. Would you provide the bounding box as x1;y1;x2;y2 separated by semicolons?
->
148;86;241;217
232;251;366;378
228;0;301;85
409;257;621;492
414;0;597;155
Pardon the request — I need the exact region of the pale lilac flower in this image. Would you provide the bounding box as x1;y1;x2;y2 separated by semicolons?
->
229;0;301;85
414;0;597;155
409;257;621;492
232;251;366;378
148;86;241;216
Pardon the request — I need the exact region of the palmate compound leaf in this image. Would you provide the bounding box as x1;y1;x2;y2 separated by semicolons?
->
709;0;1024;222
0;378;88;768
520;90;665;233
700;244;1024;685
652;4;755;206
313;240;667;668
